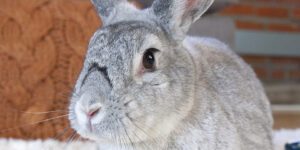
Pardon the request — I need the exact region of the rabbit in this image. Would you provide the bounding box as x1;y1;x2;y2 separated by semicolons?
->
68;0;273;149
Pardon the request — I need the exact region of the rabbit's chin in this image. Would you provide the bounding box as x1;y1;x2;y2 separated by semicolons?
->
77;128;115;143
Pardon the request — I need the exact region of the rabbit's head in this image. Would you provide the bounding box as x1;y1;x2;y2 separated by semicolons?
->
69;0;213;144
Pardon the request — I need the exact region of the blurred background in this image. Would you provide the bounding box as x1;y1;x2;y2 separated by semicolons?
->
0;0;299;140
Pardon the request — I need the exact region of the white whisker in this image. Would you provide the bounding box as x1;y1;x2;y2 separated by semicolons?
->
0;114;68;134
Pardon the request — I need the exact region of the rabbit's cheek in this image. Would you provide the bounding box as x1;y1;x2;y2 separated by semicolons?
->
125;101;143;118
121;116;133;128
124;100;138;110
126;109;143;120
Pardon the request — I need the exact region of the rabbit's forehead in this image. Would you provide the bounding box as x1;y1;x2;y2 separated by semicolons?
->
86;21;165;65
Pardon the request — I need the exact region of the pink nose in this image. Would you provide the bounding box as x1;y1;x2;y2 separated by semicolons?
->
87;107;100;118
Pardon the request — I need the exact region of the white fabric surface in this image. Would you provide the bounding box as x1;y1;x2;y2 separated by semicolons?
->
0;129;299;150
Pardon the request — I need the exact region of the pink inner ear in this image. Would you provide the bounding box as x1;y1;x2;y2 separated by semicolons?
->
186;0;197;9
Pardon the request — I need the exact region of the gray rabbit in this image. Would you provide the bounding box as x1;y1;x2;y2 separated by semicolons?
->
69;0;273;149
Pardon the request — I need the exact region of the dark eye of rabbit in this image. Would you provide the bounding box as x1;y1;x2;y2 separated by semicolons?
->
142;48;158;71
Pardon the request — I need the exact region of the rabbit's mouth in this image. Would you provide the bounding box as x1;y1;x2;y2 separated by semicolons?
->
69;96;146;144
71;100;166;145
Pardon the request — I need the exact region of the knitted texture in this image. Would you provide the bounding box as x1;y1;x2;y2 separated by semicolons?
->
0;0;101;139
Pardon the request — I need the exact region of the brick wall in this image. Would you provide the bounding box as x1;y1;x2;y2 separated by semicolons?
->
218;0;300;83
242;55;300;83
220;0;300;32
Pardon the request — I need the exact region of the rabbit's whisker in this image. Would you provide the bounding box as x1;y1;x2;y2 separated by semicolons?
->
63;131;77;149
119;119;135;150
52;127;71;140
127;124;148;149
0;114;68;134
111;122;123;150
131;120;162;149
67;131;77;143
108;122;119;148
123;115;158;149
3;108;68;115
129;124;151;150
22;110;68;115
115;120;126;150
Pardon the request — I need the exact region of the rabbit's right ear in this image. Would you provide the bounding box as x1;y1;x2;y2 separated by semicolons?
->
151;0;214;41
91;0;128;25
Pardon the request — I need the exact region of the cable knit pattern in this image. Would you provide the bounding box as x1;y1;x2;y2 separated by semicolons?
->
0;0;101;139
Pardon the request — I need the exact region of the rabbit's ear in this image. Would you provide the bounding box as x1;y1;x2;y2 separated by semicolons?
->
151;0;214;40
91;0;127;24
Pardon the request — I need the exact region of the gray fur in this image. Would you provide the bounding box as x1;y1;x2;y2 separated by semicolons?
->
91;0;126;24
69;0;273;149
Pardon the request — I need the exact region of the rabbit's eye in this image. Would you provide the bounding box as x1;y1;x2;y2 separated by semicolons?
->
142;48;158;71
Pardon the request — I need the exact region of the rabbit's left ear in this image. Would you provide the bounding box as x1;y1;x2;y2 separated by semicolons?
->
151;0;214;40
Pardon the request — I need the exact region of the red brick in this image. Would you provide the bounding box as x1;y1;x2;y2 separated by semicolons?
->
255;7;289;18
252;66;269;79
253;0;273;2
271;70;285;80
220;4;254;15
290;70;300;79
270;57;300;64
235;20;265;30
276;0;300;4
268;23;300;32
293;8;300;20
242;55;269;64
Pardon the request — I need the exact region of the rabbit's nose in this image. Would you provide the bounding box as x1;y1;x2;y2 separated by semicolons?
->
87;107;101;118
86;103;102;118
